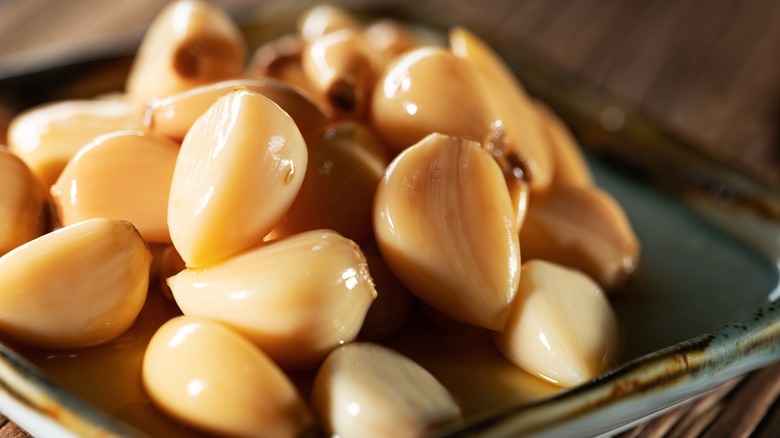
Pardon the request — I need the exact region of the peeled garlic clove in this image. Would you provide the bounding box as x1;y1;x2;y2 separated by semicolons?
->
535;101;593;188
298;4;361;43
7;100;144;187
450;27;553;190
144;78;327;142
169;230;377;369
371;47;493;152
302;29;383;118
0;218;150;349
267;121;388;244
51;131;178;243
374;133;520;330
312;343;461;438
494;260;619;387
520;186;640;291
125;0;246;105
359;254;414;341
143;316;314;438
0;149;50;255
168;89;307;268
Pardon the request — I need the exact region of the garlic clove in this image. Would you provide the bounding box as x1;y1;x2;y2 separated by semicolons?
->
373;133;520;330
144;78;327;142
143;316;314;438
125;0;246;105
168;89;307;268
0;149;50;255
267;121;388;244
297;4;361;43
520;186;640;291
312;343;461;438
168;230;377;369
7;100;143;187
51;131;178;243
0;218;150;349
494;260;619;387
534;101;593;188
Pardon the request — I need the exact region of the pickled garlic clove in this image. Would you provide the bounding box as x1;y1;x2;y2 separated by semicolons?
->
520;186;640;292
168;89;307;268
267;121;388;244
494;260;619;387
0;218;150;349
371;47;493;152
534;101;593;188
143;316;314;438
51;131;178;243
373;133;520;330
168;230;377;369
7;100;144;187
0;149;50;255
312;343;461;438
125;0;246;105
450;27;553;190
297;4;361;43
144;78;327;142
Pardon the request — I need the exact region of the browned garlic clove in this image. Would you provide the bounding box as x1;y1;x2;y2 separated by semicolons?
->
373;133;520;330
0;149;50;255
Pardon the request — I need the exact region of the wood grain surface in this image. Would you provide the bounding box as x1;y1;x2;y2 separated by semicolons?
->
1;0;779;437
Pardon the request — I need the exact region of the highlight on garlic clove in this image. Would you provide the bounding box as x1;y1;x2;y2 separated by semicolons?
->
0;218;151;349
168;230;377;369
168;89;307;268
520;185;640;292
0;149;50;256
266;121;388;244
494;260;619;387
6;100;144;188
143;316;315;438
311;343;461;438
534;101;593;188
297;4;361;43
373;133;520;330
125;0;246;105
144;78;327;142
51;131;179;244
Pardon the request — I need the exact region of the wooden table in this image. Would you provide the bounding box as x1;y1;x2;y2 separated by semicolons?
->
1;0;779;436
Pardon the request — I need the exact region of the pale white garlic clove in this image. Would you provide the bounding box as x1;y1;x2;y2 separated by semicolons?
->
0;149;50;255
373;133;520;330
494;260;619;387
0;218;151;349
143;316;314;438
168;89;307;268
311;343;461;438
168;230;377;369
125;0;246;105
51;131;178;244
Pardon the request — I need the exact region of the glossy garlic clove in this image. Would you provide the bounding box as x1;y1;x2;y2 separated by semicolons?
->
494;260;619;387
267;121;388;244
0;149;50;256
143;316;314;438
297;4;361;43
125;0;246;105
168;89;307;268
312;343;461;438
7;100;144;187
534;101;593;188
51;131;179;243
144;78;327;142
0;218;150;349
520;185;640;291
373;133;520;330
169;230;377;369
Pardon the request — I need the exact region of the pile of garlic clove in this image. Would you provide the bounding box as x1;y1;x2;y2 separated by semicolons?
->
0;2;640;437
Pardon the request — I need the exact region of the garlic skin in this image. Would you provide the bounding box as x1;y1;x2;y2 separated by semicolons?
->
0;149;49;256
494;260;619;387
169;230;377;369
143;316;314;438
0;218;150;349
312;343;461;438
373;133;520;330
168;89;307;268
52;131;178;243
